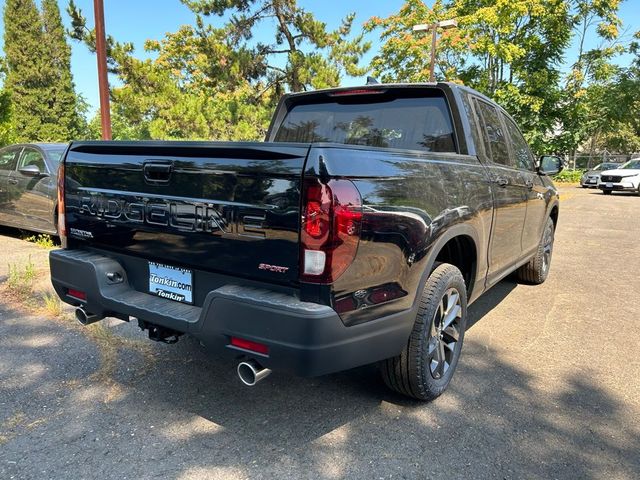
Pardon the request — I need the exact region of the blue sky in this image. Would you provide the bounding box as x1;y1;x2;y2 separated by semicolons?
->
1;0;639;113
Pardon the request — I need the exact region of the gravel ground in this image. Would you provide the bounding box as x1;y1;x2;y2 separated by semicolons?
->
0;185;639;480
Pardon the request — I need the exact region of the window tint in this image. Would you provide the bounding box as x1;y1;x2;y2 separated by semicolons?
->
275;94;456;152
18;149;46;172
460;91;484;157
47;149;64;163
503;114;534;170
474;100;512;167
0;148;19;171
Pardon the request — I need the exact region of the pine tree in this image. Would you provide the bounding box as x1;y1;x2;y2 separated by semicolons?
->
41;0;81;140
3;0;51;141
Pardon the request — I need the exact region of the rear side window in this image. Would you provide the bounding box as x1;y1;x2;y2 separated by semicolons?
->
503;114;535;171
274;92;457;152
0;148;19;171
474;100;512;167
459;91;486;157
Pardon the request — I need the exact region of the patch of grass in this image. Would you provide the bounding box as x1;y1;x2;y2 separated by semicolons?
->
6;256;36;297
23;233;56;249
42;291;63;317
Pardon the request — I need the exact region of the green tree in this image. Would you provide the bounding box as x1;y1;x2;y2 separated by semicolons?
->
41;0;83;140
86;108;151;140
3;0;81;142
67;0;370;140
182;0;371;93
555;0;626;159
3;0;50;141
366;0;624;154
0;57;15;146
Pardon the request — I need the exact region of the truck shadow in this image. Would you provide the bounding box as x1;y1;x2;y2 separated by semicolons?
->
0;281;638;479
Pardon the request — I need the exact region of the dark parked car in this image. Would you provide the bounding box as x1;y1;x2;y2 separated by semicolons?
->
0;143;67;234
50;83;561;400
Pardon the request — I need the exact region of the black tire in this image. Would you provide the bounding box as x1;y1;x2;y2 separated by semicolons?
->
517;217;555;284
380;263;468;401
602;189;612;195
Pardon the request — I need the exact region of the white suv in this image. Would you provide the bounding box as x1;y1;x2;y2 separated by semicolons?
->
598;159;640;195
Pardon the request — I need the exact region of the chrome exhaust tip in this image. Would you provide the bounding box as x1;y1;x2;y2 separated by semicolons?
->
75;307;103;326
237;360;271;386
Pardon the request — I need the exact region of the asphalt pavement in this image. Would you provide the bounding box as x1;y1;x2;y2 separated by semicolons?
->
0;185;638;479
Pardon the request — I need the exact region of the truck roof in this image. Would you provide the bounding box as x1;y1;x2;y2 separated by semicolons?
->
283;81;493;103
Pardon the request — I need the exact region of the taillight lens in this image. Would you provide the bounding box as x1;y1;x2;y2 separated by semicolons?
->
300;179;362;283
57;161;66;241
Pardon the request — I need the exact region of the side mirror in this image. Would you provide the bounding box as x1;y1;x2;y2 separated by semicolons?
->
18;164;47;177
538;155;563;176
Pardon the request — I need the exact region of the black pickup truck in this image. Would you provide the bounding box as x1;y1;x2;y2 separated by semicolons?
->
50;82;562;400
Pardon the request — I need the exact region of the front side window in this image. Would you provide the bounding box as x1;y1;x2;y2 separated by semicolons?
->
18;148;46;172
474;100;512;167
275;93;457;152
503;114;535;171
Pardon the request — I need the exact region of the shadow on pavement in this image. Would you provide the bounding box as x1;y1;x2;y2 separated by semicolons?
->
0;282;638;479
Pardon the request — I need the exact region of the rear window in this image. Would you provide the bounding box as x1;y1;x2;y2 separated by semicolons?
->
274;91;456;152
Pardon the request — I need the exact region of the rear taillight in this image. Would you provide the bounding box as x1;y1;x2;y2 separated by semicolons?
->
300;179;362;283
57;161;66;242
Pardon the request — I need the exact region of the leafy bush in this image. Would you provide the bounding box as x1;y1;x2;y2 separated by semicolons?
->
553;169;584;183
24;234;56;249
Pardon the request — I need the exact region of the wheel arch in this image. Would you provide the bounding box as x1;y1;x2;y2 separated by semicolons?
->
416;224;481;306
549;203;559;229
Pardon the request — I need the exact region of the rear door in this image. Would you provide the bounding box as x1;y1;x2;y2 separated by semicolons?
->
501;113;547;255
0;146;21;224
9;146;55;232
64;142;309;285
473;99;528;283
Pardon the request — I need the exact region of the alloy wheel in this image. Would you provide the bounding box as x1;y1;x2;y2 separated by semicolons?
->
427;288;462;379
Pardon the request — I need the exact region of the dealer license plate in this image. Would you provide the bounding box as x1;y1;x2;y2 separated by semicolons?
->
149;262;193;304
606;183;613;188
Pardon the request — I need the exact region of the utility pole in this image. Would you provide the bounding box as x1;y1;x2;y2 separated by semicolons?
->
94;0;112;140
413;19;458;82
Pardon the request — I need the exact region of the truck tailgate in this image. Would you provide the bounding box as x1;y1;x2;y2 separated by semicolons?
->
63;141;309;286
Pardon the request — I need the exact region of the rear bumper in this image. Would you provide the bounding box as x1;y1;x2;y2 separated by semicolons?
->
50;249;414;377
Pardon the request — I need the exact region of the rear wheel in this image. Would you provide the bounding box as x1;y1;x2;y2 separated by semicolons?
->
380;263;467;401
517;217;555;284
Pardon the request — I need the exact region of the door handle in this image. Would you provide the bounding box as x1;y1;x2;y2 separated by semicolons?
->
493;176;509;187
143;161;173;185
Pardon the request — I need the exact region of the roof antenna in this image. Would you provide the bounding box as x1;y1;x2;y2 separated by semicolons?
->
366;76;380;85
